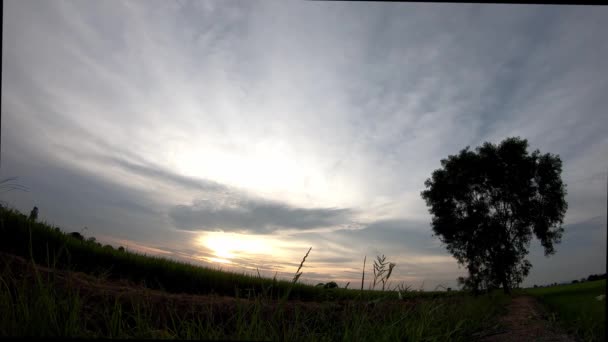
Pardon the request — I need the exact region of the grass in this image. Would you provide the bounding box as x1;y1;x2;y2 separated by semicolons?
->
523;280;606;341
0;207;454;302
0;258;510;340
0;206;512;340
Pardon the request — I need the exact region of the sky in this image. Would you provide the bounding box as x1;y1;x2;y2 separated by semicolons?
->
1;0;607;290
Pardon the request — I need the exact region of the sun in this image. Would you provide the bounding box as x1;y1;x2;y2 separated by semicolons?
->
199;232;272;263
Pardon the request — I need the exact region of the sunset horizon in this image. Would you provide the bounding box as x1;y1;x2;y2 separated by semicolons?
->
2;1;606;291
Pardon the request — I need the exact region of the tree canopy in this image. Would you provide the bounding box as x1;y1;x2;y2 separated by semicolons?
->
421;137;567;294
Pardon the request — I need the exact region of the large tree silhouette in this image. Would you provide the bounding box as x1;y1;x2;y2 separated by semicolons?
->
421;137;567;294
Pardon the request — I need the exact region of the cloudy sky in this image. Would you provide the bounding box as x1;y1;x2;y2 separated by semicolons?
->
2;1;606;290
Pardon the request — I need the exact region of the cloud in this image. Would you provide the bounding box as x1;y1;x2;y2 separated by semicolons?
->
2;1;607;289
330;219;444;256
0;150;167;240
168;196;355;233
525;215;606;287
56;146;228;194
563;216;604;233
288;218;463;286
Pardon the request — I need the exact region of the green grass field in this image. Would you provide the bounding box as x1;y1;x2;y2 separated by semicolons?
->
0;207;512;340
524;280;606;341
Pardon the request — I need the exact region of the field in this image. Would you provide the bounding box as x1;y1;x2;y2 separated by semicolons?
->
523;280;606;341
1;206;605;341
0;207;457;302
0;207;517;340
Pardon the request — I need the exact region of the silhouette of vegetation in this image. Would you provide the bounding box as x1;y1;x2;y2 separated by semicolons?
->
315;281;339;289
0;206;539;340
587;273;606;282
2;207;452;302
360;255;366;292
324;281;338;289
421;137;567;294
68;232;84;241
28;206;38;222
371;254;396;291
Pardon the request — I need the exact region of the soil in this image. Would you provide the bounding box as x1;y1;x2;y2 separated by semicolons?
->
479;295;575;342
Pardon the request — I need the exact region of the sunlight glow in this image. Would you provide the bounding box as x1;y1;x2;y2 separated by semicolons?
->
208;257;232;264
168;139;362;208
199;232;274;263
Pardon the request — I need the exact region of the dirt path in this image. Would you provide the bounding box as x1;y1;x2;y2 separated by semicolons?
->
480;295;574;342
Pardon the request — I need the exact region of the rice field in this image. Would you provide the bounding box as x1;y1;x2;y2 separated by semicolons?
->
0;207;511;340
523;279;606;341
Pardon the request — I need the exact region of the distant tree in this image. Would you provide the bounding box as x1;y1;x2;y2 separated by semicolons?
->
421;137;567;294
572;280;579;284
87;237;96;244
103;244;114;250
587;274;606;282
28;206;38;221
324;281;338;289
315;283;325;288
533;284;538;288
118;246;125;252
69;232;84;241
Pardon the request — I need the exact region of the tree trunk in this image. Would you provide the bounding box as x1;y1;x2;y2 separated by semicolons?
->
501;278;511;294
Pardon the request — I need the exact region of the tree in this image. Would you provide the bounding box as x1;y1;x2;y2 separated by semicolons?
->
421;137;567;294
323;281;338;289
69;232;85;241
29;206;38;221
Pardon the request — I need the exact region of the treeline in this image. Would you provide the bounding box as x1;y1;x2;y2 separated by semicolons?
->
583;273;607;282
532;273;606;288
